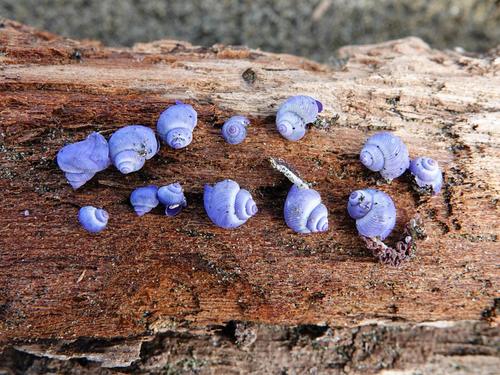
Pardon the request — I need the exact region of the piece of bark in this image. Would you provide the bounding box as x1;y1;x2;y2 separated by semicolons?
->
0;20;499;373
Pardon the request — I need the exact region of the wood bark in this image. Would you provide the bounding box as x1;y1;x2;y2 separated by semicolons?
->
0;20;499;374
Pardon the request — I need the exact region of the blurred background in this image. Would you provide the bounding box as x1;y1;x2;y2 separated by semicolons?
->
1;0;499;63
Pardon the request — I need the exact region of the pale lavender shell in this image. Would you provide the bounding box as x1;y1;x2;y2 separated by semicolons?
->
203;179;258;229
359;132;410;180
221;116;250;145
347;189;396;240
108;125;159;174
157;183;187;216
56;132;110;189
130;185;159;216
78;206;109;233
157;101;197;149
284;184;328;234
276;95;323;141
409;157;443;195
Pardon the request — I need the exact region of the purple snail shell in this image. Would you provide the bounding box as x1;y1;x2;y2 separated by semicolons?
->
203;179;258;229
409;157;443;195
78;206;109;233
276;95;323;141
108;125;159;174
359;132;410;181
347;189;396;240
56;132;110;189
130;185;159;216
221;116;250;145
157;101;197;149
157;182;187;216
284;184;329;234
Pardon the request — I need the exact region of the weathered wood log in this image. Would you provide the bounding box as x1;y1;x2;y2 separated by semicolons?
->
0;20;499;373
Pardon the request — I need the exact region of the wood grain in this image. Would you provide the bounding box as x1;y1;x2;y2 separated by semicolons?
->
0;20;499;373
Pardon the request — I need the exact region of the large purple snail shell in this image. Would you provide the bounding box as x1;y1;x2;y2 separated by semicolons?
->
276;95;323;141
157;101;197;149
409;157;443;195
56;132;110;189
221;116;250;145
284;184;329;234
130;185;159;216
157;182;187;216
78;206;109;233
108;125;158;174
203;179;258;229
347;189;396;240
359;132;410;180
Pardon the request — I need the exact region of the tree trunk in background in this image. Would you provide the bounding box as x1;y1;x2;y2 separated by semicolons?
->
0;20;499;374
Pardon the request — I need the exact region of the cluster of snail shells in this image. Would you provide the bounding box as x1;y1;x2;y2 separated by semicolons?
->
351;131;444;239
130;183;187;217
59;95;442;238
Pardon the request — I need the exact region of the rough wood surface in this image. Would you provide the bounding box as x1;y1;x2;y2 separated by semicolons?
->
0;20;499;373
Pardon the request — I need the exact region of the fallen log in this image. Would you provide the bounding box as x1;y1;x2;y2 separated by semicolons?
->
0;20;498;373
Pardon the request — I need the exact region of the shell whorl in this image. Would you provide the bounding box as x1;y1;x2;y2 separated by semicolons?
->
157;102;197;149
78;206;109;233
203;179;258;229
359;132;410;180
409;157;443;194
56;132;110;189
276;95;322;141
221;116;249;145
157;183;187;216
108;125;158;174
130;185;159;216
347;189;396;240
284;185;329;234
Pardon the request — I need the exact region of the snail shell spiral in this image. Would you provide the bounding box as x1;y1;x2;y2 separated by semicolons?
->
276;95;323;141
130;185;159;216
108;125;159;174
157;183;187;216
409;157;443;195
78;206;109;233
347;189;396;240
203;179;258;229
157;101;197;149
359;132;410;180
284;184;329;234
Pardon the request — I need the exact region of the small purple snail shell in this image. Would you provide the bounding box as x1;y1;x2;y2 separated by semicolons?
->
347;189;396;240
157;101;197;149
221;116;250;145
203;179;258;229
108;125;159;174
284;184;329;234
359;132;410;181
157;183;187;216
78;206;109;233
56;132;110;189
409;157;443;195
276;95;323;141
130;185;159;216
